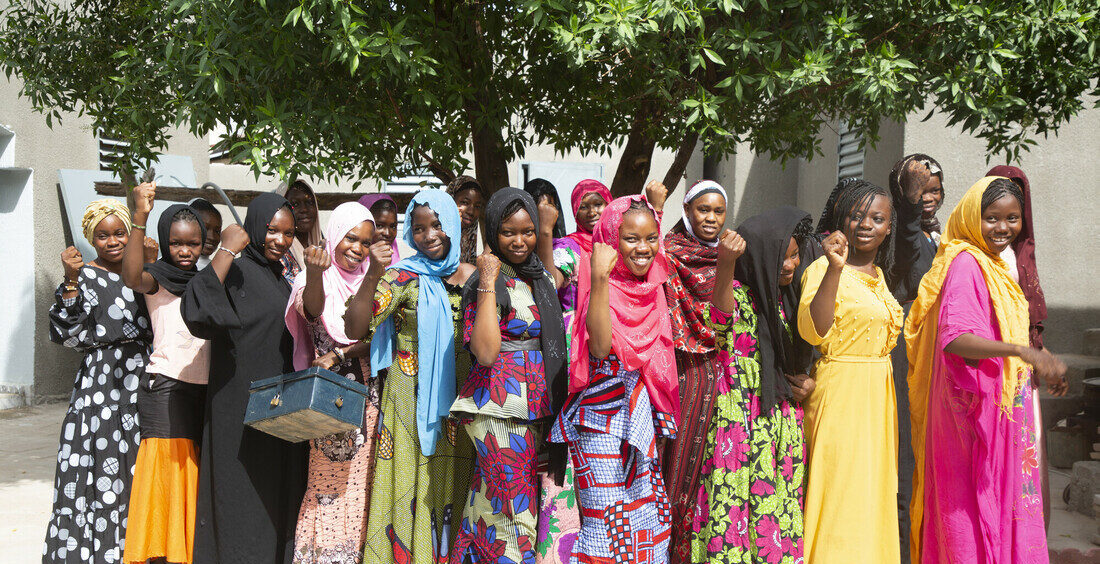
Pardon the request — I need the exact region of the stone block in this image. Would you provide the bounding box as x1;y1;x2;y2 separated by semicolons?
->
1058;354;1100;396
1068;461;1100;517
1052;426;1094;469
1084;329;1100;357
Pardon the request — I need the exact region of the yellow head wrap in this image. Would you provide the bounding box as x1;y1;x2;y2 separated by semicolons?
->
81;199;132;244
903;176;1031;561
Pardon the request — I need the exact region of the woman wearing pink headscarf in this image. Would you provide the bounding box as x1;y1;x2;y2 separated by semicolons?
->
550;194;680;563
285;202;394;563
357;193;401;263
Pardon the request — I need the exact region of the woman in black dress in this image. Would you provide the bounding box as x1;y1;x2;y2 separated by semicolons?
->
181;193;308;564
44;199;154;563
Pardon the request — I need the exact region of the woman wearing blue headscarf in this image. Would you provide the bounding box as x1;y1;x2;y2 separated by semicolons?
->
344;190;477;564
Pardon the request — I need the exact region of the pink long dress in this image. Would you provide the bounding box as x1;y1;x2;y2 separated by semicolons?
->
920;253;1047;563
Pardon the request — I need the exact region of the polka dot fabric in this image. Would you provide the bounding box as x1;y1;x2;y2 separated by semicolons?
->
44;266;151;563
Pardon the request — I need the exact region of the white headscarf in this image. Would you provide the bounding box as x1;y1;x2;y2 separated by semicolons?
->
681;180;728;247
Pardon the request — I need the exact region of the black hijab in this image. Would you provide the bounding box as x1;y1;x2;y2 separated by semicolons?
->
523;178;566;239
735;206;819;413
144;204;207;296
242;193;294;279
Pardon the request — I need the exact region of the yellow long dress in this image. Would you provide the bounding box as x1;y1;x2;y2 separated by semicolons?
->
797;256;903;564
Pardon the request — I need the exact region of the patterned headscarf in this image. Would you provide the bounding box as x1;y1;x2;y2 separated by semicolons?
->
81;199;132;244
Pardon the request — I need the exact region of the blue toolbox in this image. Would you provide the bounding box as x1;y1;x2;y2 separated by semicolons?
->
244;367;369;443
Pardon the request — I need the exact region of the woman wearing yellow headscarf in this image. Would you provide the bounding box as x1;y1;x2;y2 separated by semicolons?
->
905;177;1066;564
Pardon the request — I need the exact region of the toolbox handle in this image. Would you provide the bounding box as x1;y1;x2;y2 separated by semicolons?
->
270;377;286;408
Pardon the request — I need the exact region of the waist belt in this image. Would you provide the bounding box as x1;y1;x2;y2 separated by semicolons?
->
819;353;890;364
500;339;541;352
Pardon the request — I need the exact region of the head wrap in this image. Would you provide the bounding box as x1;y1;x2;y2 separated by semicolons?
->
369;190;462;456
144;204;207;296
664;230;719;353
357;193;402;264
445;175;485;263
889;153;944;235
524;178;567;239
679;180;728;247
462;187;568;398
905;176;1033;560
565;179;613;254
570;195;679;422
734;207;818;413
286;202;376;371
275;179;323;268
81;199;132;244
242;192;294;276
986;165;1046;348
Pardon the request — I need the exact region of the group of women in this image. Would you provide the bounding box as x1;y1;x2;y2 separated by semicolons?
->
44;156;1067;564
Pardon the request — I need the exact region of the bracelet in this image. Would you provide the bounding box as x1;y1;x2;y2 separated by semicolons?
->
215;245;241;259
62;281;79;292
476;287;496;294
334;347;347;363
131;222;146;230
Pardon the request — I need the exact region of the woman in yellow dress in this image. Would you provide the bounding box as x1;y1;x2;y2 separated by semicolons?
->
798;179;904;564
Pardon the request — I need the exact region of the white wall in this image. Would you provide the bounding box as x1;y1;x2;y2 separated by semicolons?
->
0;125;34;407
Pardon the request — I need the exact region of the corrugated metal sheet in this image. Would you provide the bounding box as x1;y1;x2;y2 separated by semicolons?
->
837;121;864;181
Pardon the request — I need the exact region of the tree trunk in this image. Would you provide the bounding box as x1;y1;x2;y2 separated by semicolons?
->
468;116;511;194
661;131;700;196
454;2;511;195
609;107;658;198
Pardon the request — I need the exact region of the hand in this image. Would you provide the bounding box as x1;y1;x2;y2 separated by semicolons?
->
1021;347;1068;396
537;196;560;235
644;180;668;213
785;373;816;402
133;182;156;216
900;162;933;205
304;244;331;275
61;246;84;281
716;229;746;266
476;252;502;286
590;242;618;279
311;351;338;370
822;231;848;270
367;241;393;275
220;224;250;255
143;236;159;263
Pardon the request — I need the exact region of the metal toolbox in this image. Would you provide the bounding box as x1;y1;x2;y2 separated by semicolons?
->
244;367;368;443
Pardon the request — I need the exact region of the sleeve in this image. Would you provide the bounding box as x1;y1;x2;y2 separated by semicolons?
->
888;198;936;302
462;301;476;347
180;263;241;340
48;278;95;349
797;257;833;346
366;269;408;336
703;285;743;338
553;246;578;284
937;253;996;351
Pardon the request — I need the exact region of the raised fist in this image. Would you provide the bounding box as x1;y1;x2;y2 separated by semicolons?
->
644;180;668;213
591;242;619;279
476;251;502;285
220;224;250;255
367;240;393;275
304;244;332;275
822;230;848;270
133;182;157;216
537;196;559;235
61;246;84;281
717;229;746;266
143;236;160;263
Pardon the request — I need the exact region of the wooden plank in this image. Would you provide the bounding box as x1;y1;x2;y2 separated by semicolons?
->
93;181;417;212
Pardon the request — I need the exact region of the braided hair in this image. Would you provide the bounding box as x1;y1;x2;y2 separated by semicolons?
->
817;178;896;272
171;206;201;227
981;177;1024;212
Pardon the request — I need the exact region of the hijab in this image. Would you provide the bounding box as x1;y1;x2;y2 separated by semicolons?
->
734;207;817;413
904;176;1032;561
275;179;323;268
524;178;567;239
889;153;945;235
461;188;568;415
357;193;401;263
370;190;462;456
565;179;613;254
81;199;132;244
664;181;728;353
570;195;679;421
285;203;375;371
144;204;207;296
446;175;485;263
986;165;1047;348
242;192;294;278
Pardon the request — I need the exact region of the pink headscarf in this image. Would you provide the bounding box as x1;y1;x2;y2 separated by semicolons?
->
570;194;679;421
357;193;401;263
565;179;613;254
285;202;376;371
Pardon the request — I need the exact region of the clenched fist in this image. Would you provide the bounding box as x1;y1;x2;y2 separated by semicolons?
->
304;244;331;275
61;246;84;281
822;231;848;270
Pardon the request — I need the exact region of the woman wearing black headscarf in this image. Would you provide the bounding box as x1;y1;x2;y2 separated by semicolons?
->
181;193;308;564
690;208;819;562
449;188;567;564
523;178;567;238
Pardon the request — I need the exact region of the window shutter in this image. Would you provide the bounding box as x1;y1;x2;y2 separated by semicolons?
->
837;121;864;181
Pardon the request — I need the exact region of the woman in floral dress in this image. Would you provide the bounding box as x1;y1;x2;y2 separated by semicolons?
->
691;208;819;563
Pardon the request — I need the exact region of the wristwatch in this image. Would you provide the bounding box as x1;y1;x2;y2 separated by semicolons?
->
215;245;242;259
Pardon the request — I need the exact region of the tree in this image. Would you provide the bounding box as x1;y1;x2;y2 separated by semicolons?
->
2;0;1097;197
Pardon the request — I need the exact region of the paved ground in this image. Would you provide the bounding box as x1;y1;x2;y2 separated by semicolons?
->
2;403;1099;563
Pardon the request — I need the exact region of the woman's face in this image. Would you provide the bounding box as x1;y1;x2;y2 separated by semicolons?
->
617;209;660;277
575;192;607;232
454;188;484;228
844;194;892;256
196;210;222;257
167;220;204;270
497;208;537;265
333;220;375;271
372;208;398;245
410;206;451;260
778;237;801;287
684;192;726;242
286;186;318;236
91;214;129;264
981;195;1023;254
920;176;944;220
264;207;296;262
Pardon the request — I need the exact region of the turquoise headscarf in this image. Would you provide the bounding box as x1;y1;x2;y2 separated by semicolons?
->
370;190;462;456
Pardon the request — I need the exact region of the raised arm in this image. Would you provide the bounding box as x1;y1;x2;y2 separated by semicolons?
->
344;241;392;340
122;182;160;294
536;196;566;289
808;231;848;338
586;242;618;359
710;229;746;313
469;253;503;367
301;244;332;319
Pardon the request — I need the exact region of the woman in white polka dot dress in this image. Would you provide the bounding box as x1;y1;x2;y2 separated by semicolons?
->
44;199;153;563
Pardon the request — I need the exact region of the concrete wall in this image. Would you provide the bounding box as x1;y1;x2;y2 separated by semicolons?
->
0;125;35;408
